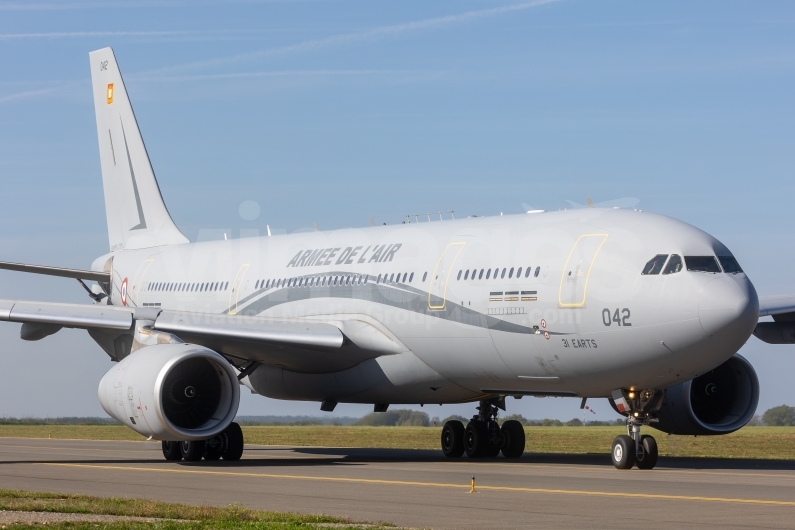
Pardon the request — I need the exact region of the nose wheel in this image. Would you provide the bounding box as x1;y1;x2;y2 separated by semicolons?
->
610;389;662;470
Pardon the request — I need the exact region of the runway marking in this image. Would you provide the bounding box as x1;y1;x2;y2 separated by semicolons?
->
42;463;795;507
435;461;795;481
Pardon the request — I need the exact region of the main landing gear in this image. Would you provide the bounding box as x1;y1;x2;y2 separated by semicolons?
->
610;389;663;470
161;422;244;462
441;398;525;459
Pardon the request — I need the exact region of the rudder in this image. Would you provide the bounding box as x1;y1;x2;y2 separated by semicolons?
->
89;47;188;251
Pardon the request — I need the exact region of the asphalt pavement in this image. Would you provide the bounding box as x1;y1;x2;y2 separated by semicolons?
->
0;437;793;529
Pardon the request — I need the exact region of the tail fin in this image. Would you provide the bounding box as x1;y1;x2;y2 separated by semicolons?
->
89;47;188;251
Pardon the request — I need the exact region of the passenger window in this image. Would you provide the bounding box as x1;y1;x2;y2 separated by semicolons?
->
464;270;469;280
509;267;514;278
225;282;229;290
409;272;414;282
486;269;491;279
662;254;682;275
685;256;721;273
525;267;531;278
517;267;522;278
377;274;382;284
422;272;427;282
390;273;395;283
642;254;668;275
402;273;407;283
478;269;484;279
364;275;368;284
501;268;506;279
458;270;462;280
534;266;540;277
717;255;743;274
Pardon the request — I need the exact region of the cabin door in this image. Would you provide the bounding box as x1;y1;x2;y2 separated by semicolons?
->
428;242;465;310
558;234;608;307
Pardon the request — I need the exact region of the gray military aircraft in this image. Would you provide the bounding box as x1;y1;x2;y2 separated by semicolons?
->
2;48;793;469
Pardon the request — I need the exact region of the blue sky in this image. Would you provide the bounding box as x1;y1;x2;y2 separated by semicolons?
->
1;0;794;421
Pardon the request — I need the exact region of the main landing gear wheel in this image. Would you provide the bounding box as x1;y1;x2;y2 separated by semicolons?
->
611;435;635;470
636;435;658;470
161;440;182;461
500;420;525;458
464;420;489;458
221;422;244;461
464;419;502;458
181;440;206;462
441;420;465;458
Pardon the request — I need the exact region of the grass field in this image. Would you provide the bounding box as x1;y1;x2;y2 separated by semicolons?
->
0;489;388;529
1;424;794;460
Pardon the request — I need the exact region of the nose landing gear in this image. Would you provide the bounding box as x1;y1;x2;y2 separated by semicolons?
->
610;389;663;470
440;398;526;458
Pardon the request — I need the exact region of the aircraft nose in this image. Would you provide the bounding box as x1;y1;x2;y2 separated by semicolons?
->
699;276;759;339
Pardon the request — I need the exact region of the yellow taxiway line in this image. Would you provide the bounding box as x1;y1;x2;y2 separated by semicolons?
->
42;463;795;507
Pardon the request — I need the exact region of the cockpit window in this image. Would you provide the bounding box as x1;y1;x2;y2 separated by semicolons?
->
717;256;743;274
662;254;682;275
642;254;668;275
685;256;721;273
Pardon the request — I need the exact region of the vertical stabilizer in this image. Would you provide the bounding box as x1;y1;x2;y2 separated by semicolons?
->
89;47;188;251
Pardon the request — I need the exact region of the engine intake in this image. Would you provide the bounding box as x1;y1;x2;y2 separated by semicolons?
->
654;354;759;435
98;343;240;441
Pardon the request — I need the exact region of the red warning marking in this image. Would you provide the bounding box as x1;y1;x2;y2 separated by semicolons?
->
540;319;547;329
120;277;128;306
544;331;550;340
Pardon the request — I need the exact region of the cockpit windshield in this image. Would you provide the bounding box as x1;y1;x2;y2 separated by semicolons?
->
662;254;682;274
717;255;743;274
641;254;668;275
685;256;721;273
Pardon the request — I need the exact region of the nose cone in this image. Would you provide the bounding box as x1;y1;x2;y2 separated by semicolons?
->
699;276;759;342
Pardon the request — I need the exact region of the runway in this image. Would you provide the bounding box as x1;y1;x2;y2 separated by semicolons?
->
0;438;794;529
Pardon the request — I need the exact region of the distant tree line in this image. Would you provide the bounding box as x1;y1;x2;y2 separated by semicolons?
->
5;405;794;427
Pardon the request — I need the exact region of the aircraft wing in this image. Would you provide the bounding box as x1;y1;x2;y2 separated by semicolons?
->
0;298;382;372
754;295;795;344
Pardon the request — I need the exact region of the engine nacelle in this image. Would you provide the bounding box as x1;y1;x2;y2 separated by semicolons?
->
654;354;759;435
98;343;240;441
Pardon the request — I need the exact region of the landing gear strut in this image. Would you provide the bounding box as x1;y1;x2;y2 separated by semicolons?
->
610;389;662;470
440;398;525;459
160;422;244;462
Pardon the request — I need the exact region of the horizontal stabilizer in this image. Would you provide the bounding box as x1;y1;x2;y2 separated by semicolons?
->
0;299;132;330
0;261;110;282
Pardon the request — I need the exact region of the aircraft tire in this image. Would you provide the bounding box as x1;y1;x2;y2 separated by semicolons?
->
636;435;658;470
221;422;244;461
464;420;489;458
180;440;205;462
500;420;525;458
441;420;465;457
161;440;182;461
611;435;635;470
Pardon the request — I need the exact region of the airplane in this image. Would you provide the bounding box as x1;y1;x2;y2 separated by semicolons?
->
2;47;793;470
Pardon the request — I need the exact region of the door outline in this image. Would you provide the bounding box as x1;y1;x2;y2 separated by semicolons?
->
131;259;154;307
228;264;250;315
558;234;608;307
428;242;466;310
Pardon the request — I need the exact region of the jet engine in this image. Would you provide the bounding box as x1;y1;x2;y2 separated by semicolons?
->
653;354;759;435
98;343;240;441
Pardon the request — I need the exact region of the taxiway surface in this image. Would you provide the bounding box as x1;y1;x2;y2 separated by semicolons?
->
0;437;793;529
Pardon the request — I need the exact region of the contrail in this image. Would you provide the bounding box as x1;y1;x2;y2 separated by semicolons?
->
152;0;562;74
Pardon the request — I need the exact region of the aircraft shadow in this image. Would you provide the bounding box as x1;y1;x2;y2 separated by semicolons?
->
3;446;794;471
